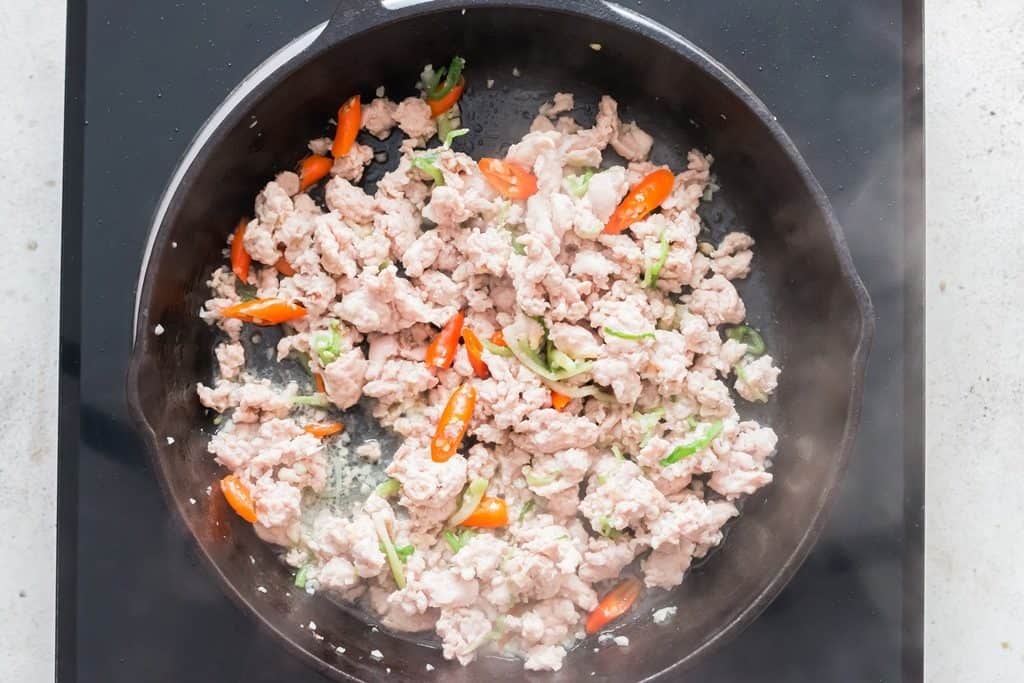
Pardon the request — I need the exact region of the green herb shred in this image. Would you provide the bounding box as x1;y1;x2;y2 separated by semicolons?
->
660;420;724;466
310;320;343;366
563;168;596;197
292;394;331;408
518;499;536;522
726;325;766;356
426;56;466;100
294;566;309;589
603;326;656;341
412;153;444;185
641;229;671;288
374;478;401;499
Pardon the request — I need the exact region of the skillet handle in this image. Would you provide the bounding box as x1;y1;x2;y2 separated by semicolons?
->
313;0;400;46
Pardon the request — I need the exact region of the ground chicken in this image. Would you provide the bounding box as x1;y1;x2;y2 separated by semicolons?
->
194;87;779;672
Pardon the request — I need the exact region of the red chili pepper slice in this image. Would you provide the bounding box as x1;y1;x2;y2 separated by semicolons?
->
426;310;465;371
478;158;539;200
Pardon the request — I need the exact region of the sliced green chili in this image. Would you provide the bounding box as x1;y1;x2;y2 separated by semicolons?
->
481;339;514;357
524;467;559;487
374;478;400;499
660;420;724;466
294;565;309;589
518;499;535;522
310;320;343;366
289;351;312;376
412;153;444;185
449;478;489;526
641;229;671;289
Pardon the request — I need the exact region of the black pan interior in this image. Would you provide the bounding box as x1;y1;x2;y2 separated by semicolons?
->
128;4;871;682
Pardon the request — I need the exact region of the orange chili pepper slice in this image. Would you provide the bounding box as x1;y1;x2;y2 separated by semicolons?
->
220;298;306;325
220;474;257;523
230;218;251;282
585;577;643;634
431;383;476;463
461;328;489;379
332;94;361;158
603;168;675;234
428;77;465;117
274;257;296;276
478;158;539;200
461;496;508;528
303;421;344;438
550;390;572;411
425;310;465;372
489;329;507;347
314;373;326;394
298;154;333;191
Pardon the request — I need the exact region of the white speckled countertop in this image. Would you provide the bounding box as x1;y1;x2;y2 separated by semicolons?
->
2;0;1022;680
924;1;1024;679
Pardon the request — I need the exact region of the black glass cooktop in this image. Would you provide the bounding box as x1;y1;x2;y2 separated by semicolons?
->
58;1;923;680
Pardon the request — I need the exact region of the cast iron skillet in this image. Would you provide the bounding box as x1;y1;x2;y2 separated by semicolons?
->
126;1;874;680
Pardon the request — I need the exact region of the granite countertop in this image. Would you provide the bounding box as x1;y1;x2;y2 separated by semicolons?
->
924;0;1024;679
2;0;1022;680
